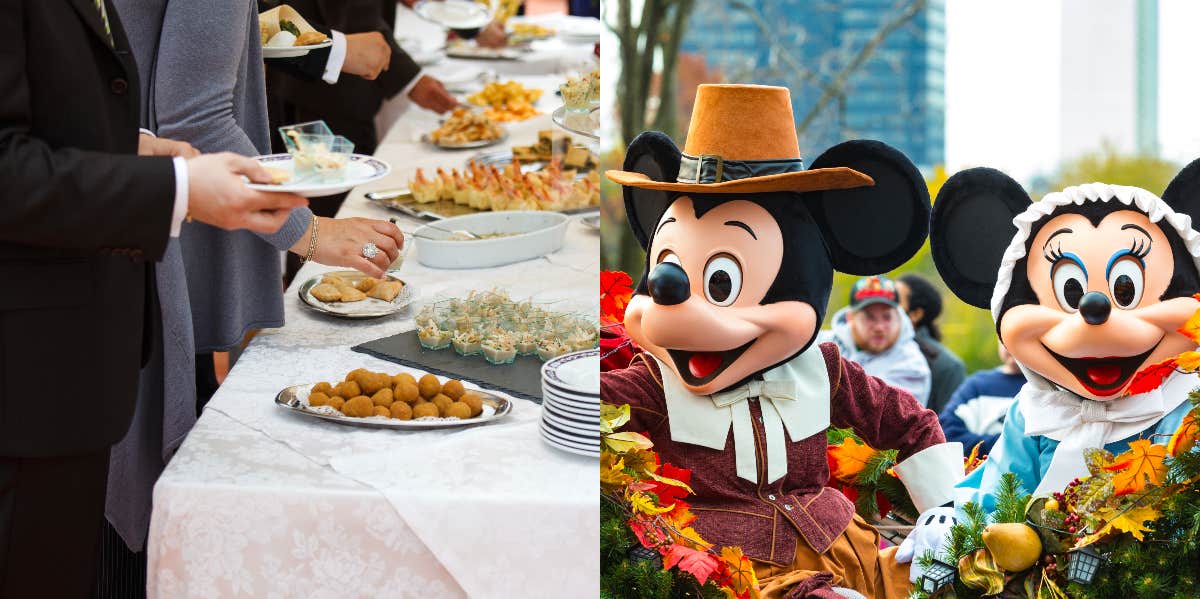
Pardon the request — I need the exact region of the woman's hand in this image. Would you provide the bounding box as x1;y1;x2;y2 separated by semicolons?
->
291;217;405;278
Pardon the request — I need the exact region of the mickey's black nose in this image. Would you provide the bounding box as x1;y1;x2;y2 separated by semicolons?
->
1078;291;1111;325
648;262;690;306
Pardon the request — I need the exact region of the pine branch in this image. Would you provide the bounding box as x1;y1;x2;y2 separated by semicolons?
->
991;472;1032;524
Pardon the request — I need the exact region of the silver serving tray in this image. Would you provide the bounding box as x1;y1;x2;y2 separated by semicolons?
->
420;129;508;150
275;383;513;430
298;270;414;319
364;188;598;221
551;106;599;141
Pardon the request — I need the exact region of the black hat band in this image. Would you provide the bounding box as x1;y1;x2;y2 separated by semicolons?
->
676;152;806;184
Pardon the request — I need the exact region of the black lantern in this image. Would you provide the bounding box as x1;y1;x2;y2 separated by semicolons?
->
627;544;663;569
1065;546;1106;585
920;559;957;593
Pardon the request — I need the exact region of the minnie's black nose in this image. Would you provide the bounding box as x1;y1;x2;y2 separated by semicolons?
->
648;262;690;306
1078;291;1111;325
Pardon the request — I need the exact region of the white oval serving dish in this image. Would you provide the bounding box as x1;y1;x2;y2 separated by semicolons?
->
413;211;570;269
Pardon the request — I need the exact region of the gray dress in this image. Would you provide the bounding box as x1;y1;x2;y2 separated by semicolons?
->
109;0;313;551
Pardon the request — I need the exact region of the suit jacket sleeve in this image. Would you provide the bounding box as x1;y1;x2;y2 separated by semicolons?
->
824;342;945;462
154;0;310;251
314;0;421;98
0;0;174;256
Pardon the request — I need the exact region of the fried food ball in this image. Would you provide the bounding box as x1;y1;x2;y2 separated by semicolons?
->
371;388;394;407
354;277;380;292
359;372;391;395
312;381;334;395
328;396;345;412
441;379;465;400
342;395;374;417
333;380;361;399
394;382;420;404
431;393;453;414
308;392;331;407
392;372;417;388
389;401;413;420
374;406;390;417
346;368;370;383
418;374;442;399
444;401;472;419
412;402;440;419
459;392;484;417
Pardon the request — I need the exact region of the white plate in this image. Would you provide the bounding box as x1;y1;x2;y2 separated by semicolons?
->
542;409;597;437
580;214;600;231
419;129;508;150
551;106;599;141
542;391;599;419
298;271;415;319
414;0;491;29
542;382;599;408
414;211;569;269
557;19;600;44
542;349;600;395
262;38;333;59
247;154;391;197
540;419;598;451
276;383;512;430
541;433;599;458
542;399;596;426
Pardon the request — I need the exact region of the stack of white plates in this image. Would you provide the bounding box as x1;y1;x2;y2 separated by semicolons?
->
557;18;601;44
540;348;599;458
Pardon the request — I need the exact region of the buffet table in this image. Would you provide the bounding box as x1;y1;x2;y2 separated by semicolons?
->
145;28;600;598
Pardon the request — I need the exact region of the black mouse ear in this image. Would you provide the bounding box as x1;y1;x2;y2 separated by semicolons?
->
1162;157;1200;226
930;167;1032;309
620;131;683;249
803;140;930;275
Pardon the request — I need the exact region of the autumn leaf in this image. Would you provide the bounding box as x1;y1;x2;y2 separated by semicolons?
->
1077;504;1162;546
1110;439;1168;494
604;431;654;454
662;544;722;586
600;403;630;434
827;437;878;482
600;455;633;489
670;525;714;550
629;517;669;549
600;270;634;324
1177;300;1200;344
1124;357;1177;396
965;442;987;475
720;546;759;596
629;491;674;516
1168;413;1199;457
1174;351;1200;372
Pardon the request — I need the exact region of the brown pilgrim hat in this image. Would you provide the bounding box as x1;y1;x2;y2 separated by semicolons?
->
606;84;874;194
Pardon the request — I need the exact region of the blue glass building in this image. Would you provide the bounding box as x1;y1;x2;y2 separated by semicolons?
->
681;0;945;171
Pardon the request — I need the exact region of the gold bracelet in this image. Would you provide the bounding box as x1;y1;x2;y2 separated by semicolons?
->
303;215;319;263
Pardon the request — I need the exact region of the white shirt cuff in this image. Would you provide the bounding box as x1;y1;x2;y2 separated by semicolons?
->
170;156;189;238
401;68;425;99
323;30;347;84
139;128;156;137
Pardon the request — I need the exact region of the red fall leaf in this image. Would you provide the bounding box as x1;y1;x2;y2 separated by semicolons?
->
600;270;634;324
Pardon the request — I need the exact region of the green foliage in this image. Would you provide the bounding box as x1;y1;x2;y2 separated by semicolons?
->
1048;142;1181;197
992;472;1031;524
600;496;723;599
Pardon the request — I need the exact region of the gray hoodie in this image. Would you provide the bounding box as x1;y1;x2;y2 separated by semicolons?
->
820;306;932;407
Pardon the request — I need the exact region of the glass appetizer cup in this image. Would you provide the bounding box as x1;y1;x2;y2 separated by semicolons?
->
417;325;453;350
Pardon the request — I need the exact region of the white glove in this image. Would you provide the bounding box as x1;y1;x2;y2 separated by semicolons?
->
895;505;957;584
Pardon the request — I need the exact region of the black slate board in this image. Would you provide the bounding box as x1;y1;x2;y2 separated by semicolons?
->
352;331;543;403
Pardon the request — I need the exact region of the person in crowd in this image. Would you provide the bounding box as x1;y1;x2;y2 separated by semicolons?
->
0;2;308;596
823;275;932;406
938;344;1026;456
896;273;965;414
96;2;406;596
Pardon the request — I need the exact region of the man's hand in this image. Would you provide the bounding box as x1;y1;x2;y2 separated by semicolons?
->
138;133;199;158
186;153;307;234
474;20;508;49
407;75;457;114
342;31;391;80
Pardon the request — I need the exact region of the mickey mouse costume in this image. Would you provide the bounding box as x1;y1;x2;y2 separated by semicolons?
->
602;84;966;598
927;167;1200;517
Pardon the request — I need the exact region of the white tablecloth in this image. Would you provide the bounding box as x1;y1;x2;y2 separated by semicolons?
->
147;48;599;598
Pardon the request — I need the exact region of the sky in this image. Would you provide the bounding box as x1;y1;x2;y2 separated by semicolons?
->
602;1;1200;186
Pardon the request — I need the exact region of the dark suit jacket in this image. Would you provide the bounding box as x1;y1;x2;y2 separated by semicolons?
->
0;0;174;457
264;0;421;135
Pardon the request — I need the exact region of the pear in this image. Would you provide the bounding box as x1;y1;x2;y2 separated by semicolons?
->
981;522;1042;572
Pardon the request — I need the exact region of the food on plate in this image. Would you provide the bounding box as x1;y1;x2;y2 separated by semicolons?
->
259;6;329;47
321;273;347;286
367;280;404;302
294;30;329;46
312;381;334;395
389;401;412;420
559;69;599;109
511;131;598;172
510;22;554;38
336;285;366;302
417;323;453;350
370;388;393;407
444;402;472;419
459;392;484;417
412;403;440;419
431;393;454;414
418;374;442;399
481;334;517;365
263;166;293;185
392;372;417;388
309;392;331;407
467;81;543;122
343;395;374;417
333;380;361;398
428;108;503;145
441;379;465;400
452;330;482;356
408;158;600;212
373;405;390;417
537;340;573;361
310;283;342;302
328;396;345;411
354;277;379;292
394;382;420;404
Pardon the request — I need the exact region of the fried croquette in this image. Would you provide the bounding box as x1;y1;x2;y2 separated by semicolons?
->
444;401;472;419
392;372;417;388
367;280;403;302
354;277;380;292
337;285;366;302
328;396;345;411
333;380;361;399
389;401;413;420
312;381;334;395
321;273;347;286
418;374;442;398
308;392;331;407
441;379;465;400
342;395;374;417
370;388;394;407
373;406;390;417
459;392;484;417
310;283;342;302
358;372;391;395
412;402;440;419
394;382;420;404
431;393;453;414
